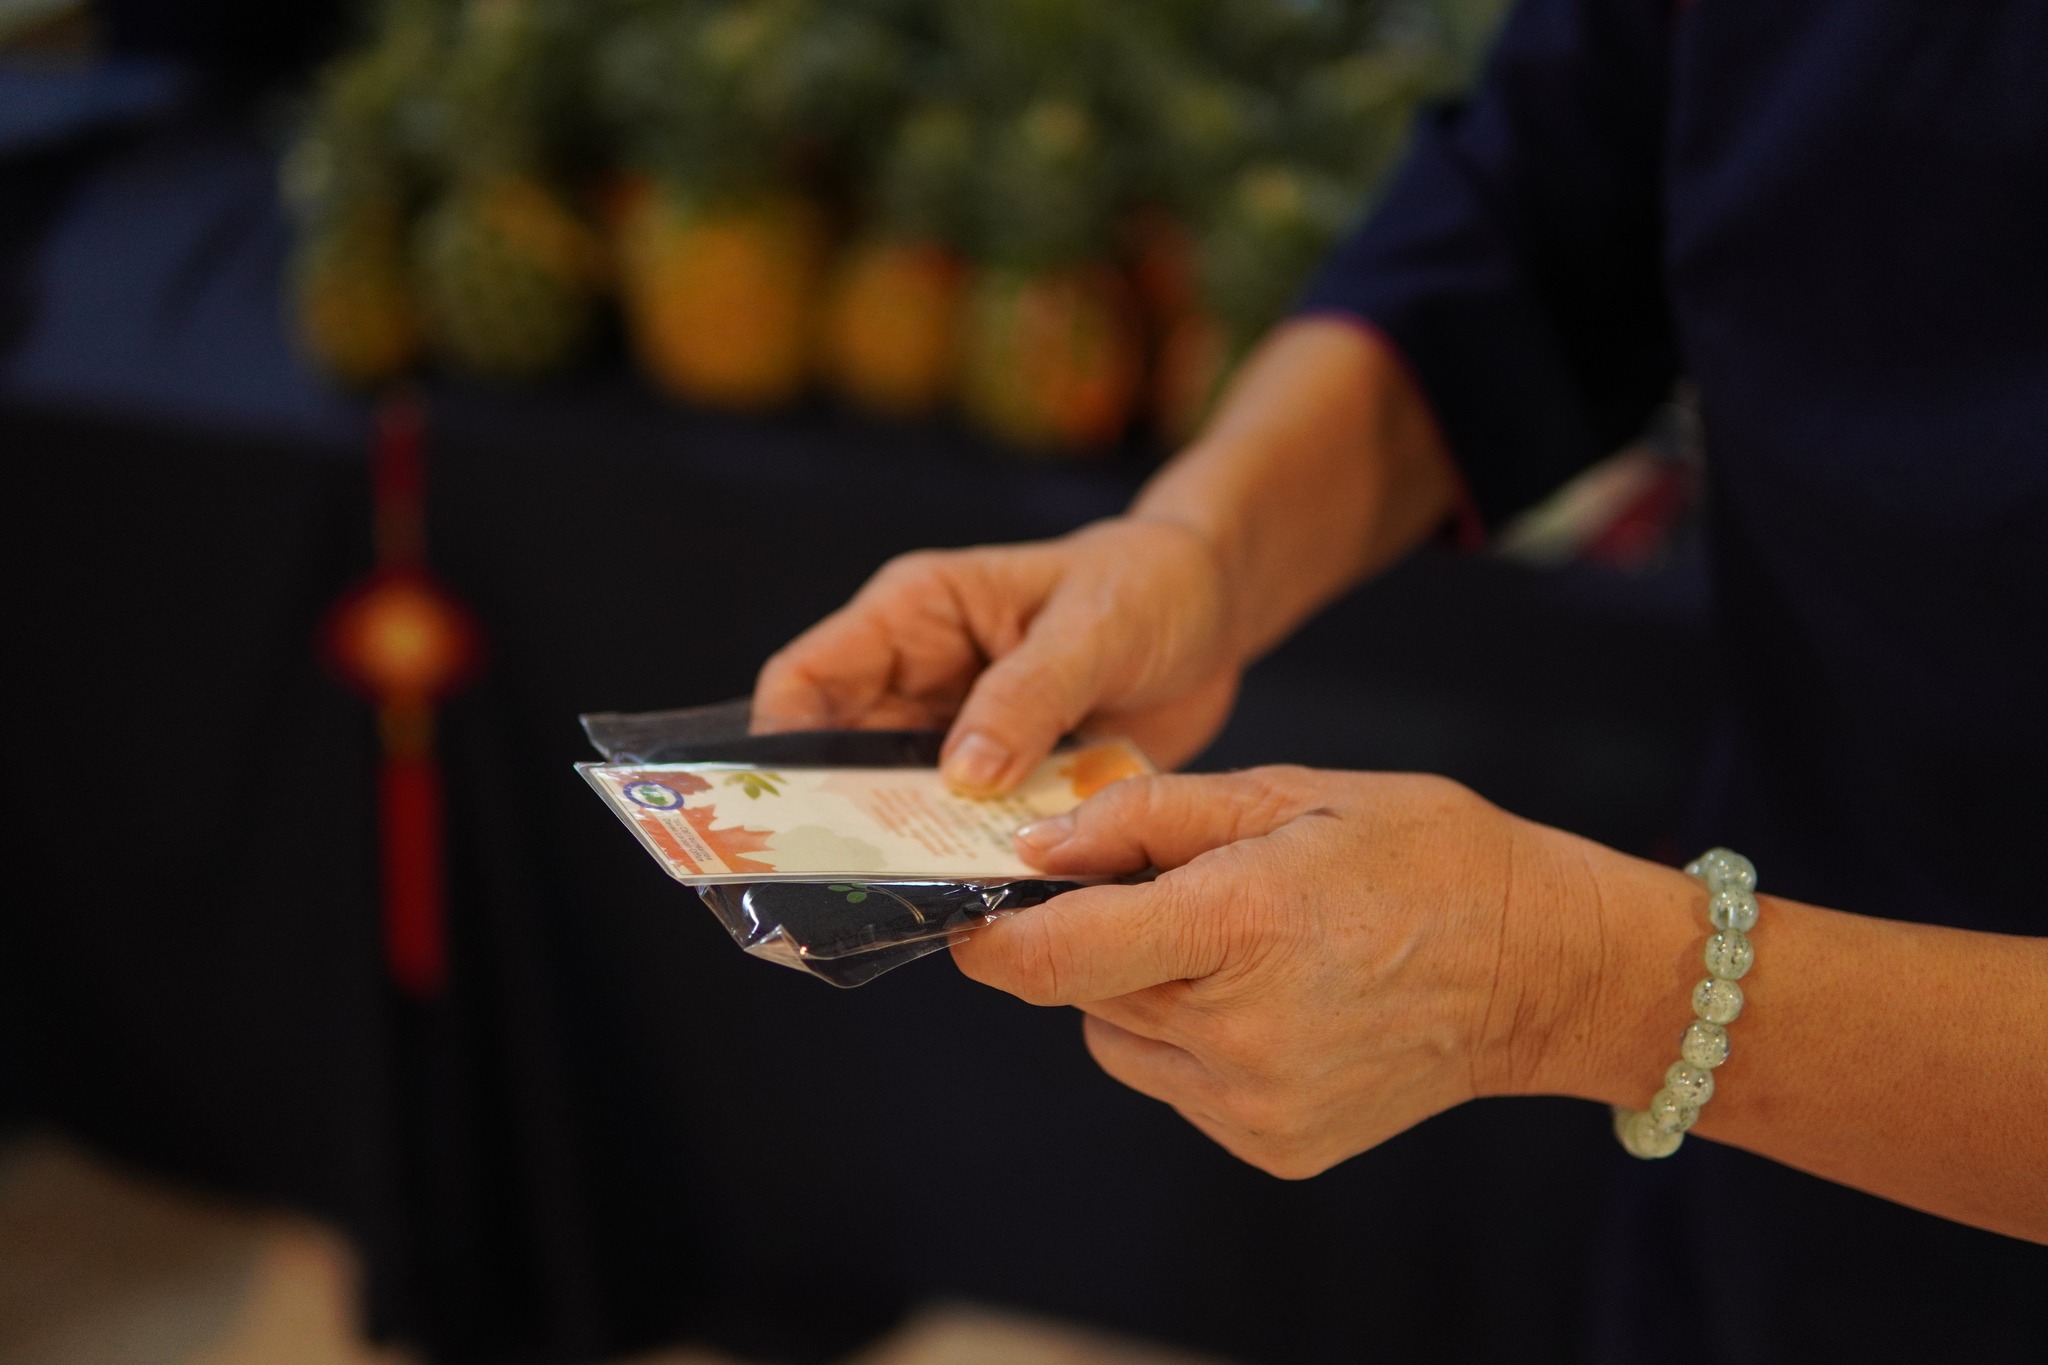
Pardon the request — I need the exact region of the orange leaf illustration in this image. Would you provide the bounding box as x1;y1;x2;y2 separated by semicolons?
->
1059;743;1147;800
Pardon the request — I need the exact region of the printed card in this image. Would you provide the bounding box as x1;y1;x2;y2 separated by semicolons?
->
580;739;1153;884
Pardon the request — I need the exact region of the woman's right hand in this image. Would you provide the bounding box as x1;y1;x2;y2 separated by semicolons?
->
751;516;1244;795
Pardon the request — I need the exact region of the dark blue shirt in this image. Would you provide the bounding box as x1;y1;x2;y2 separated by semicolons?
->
1303;1;2047;1357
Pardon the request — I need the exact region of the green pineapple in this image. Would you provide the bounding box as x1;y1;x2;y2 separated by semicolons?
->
291;196;423;388
408;0;605;379
976;97;1118;270
1199;161;1356;340
818;102;977;416
595;0;904;199
874;102;977;245
282;0;451;220
282;0;453;387
957;97;1147;452
412;176;603;380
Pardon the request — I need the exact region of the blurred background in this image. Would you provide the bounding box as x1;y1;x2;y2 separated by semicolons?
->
2;1;1713;1361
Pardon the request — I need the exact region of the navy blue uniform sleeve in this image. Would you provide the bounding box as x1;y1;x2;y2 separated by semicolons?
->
1299;0;1678;534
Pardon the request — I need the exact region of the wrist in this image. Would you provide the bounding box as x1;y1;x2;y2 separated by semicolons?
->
1106;503;1256;669
1127;440;1325;667
1477;826;1705;1106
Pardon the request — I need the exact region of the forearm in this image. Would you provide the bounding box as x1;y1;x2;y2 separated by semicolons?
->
1521;838;2048;1244
1130;316;1461;664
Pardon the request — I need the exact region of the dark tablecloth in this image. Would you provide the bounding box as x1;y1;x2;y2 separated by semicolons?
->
2;85;1717;1365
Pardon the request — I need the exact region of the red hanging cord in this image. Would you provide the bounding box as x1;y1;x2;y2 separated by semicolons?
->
322;396;482;999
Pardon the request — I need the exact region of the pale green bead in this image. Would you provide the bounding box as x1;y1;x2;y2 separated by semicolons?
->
1708;888;1759;932
1687;847;1757;893
1614;1106;1684;1159
1692;976;1744;1024
1704;928;1754;980
1664;1060;1715;1108
1681;1019;1730;1068
1647;1087;1700;1135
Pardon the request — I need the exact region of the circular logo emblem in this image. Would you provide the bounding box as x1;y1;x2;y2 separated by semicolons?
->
623;780;684;810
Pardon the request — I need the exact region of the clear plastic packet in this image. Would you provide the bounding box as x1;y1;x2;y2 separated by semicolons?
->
579;700;1098;987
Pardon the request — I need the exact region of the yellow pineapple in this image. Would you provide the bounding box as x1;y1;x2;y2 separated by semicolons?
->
291;196;423;389
960;264;1143;454
614;178;827;409
818;238;967;418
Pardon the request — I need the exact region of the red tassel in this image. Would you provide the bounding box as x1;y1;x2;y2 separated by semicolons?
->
322;394;482;1001
380;733;447;998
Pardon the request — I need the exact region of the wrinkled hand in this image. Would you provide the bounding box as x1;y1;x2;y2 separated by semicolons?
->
752;518;1241;794
952;767;1600;1178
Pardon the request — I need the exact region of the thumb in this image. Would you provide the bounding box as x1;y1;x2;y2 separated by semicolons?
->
1014;769;1311;876
939;595;1109;795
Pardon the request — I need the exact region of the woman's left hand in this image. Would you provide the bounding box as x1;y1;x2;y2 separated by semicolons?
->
952;767;1620;1177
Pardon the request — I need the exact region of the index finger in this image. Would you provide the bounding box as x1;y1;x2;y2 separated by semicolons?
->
751;556;994;731
752;604;905;732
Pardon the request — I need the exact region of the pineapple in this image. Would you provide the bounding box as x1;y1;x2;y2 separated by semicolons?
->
975;98;1115;274
958;98;1142;453
282;0;449;387
1143;70;1272;220
596;1;895;410
1285;46;1461;188
819;239;966;418
1200;161;1355;340
818;103;976;417
279;0;1492;407
404;0;606;380
615;178;827;409
412;175;604;380
292;196;423;388
960;264;1143;453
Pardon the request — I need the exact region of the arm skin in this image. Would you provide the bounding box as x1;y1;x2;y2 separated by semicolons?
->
1535;847;2048;1245
1131;315;1464;666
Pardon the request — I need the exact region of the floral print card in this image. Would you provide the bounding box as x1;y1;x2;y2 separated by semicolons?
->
580;739;1153;883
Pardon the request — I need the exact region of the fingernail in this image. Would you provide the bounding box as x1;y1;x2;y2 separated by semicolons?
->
943;731;1012;794
1014;813;1075;853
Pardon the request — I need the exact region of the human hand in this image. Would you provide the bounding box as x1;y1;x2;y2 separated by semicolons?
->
951;767;1618;1177
752;518;1243;794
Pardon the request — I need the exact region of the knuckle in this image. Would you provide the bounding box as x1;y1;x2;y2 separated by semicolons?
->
881;547;946;579
963;678;1070;743
968;662;1042;711
868;548;953;598
1144;876;1227;970
1407;770;1480;814
1119;772;1177;822
1009;967;1064;1008
982;918;1067;1006
1234;765;1319;823
1219;1083;1296;1140
752;648;794;688
1200;1009;1286;1073
1070;772;1162;838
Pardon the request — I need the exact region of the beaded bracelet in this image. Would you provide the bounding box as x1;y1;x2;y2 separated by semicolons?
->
1613;847;1759;1159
